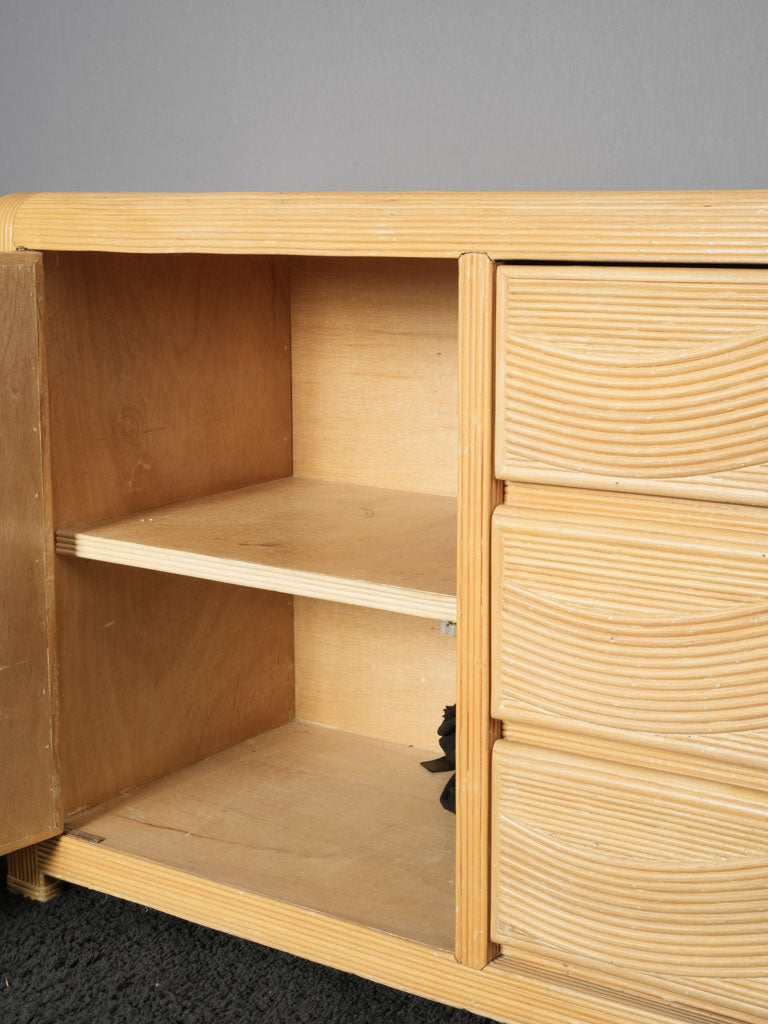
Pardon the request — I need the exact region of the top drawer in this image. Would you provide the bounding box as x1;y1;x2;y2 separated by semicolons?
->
495;266;768;505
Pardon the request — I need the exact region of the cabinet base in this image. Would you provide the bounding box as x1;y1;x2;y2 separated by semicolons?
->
34;833;703;1024
7;846;62;902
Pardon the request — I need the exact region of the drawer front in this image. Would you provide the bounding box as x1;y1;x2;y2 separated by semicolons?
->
492;485;768;769
495;266;768;504
492;740;768;978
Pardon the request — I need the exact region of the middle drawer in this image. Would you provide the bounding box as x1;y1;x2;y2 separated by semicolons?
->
492;484;768;770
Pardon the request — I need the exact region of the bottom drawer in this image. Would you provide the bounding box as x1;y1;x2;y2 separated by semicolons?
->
492;741;768;978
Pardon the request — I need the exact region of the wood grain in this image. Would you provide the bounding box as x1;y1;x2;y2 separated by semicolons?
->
0;193;31;251
493;485;768;772
56;478;457;620
290;257;458;496
294;599;456;749
37;832;704;1024
65;722;456;950
6;191;768;263
455;253;503;968
0;252;59;856
6;845;61;902
492;741;768;977
39;250;297;814
505;946;768;1024
57;562;295;816
496;266;768;504
504;719;768;795
43;251;292;527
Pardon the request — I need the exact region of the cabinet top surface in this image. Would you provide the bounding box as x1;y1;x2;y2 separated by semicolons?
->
2;190;768;261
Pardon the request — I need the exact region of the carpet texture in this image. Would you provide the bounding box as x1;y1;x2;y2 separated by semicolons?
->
0;861;492;1024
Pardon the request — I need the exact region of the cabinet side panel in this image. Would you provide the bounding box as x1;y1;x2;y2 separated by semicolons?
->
41;253;296;813
43;252;292;525
456;253;502;967
0;253;59;854
57;563;295;813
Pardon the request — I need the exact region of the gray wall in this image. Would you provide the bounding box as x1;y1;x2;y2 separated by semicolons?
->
1;0;766;192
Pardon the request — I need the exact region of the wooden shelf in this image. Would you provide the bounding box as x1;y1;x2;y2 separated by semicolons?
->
65;722;456;951
56;477;457;620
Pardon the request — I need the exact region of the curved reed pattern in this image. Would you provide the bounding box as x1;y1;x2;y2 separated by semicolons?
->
496;266;768;500
498;585;768;733
506;330;768;477
493;744;768;977
0;192;30;251
492;494;768;748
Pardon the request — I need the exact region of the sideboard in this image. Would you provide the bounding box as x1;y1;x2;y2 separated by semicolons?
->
3;191;768;1024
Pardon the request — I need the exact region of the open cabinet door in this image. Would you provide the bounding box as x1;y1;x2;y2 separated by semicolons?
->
0;251;59;856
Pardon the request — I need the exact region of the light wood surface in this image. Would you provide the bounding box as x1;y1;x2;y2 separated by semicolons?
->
455;253;503;968
6;846;61;902
65;722;456;950
56;477;457;620
496;266;768;504
40;250;297;815
294;599;455;749
0;192;31;251
57;563;295;815
492;742;768;1011
43;251;292;527
36;833;702;1024
504;719;768;795
505;946;768;1024
494;485;768;774
290;257;458;496
3;191;768;263
0;252;60;856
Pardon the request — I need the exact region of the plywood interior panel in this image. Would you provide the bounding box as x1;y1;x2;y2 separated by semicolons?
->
43;252;296;813
43;251;292;527
0;252;59;854
65;721;456;951
56;477;457;620
58;561;295;815
290;257;458;496
294;599;455;749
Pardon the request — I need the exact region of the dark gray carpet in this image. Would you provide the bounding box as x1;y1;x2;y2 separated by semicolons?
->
0;860;491;1024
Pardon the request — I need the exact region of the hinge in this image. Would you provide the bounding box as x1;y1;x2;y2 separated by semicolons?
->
63;826;105;844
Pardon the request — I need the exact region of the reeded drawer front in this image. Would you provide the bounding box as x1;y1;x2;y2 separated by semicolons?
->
495;266;768;504
492;485;768;768
492;741;768;977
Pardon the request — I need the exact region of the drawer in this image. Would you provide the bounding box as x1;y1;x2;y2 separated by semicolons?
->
495;266;768;504
491;740;768;977
492;485;768;768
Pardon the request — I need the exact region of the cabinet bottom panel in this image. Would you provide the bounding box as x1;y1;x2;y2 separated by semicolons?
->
60;721;455;951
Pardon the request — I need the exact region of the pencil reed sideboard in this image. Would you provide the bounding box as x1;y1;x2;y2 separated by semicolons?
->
3;191;768;1024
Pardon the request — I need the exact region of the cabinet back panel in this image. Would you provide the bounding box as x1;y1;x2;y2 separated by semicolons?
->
43;251;293;527
290;258;458;496
294;599;456;751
